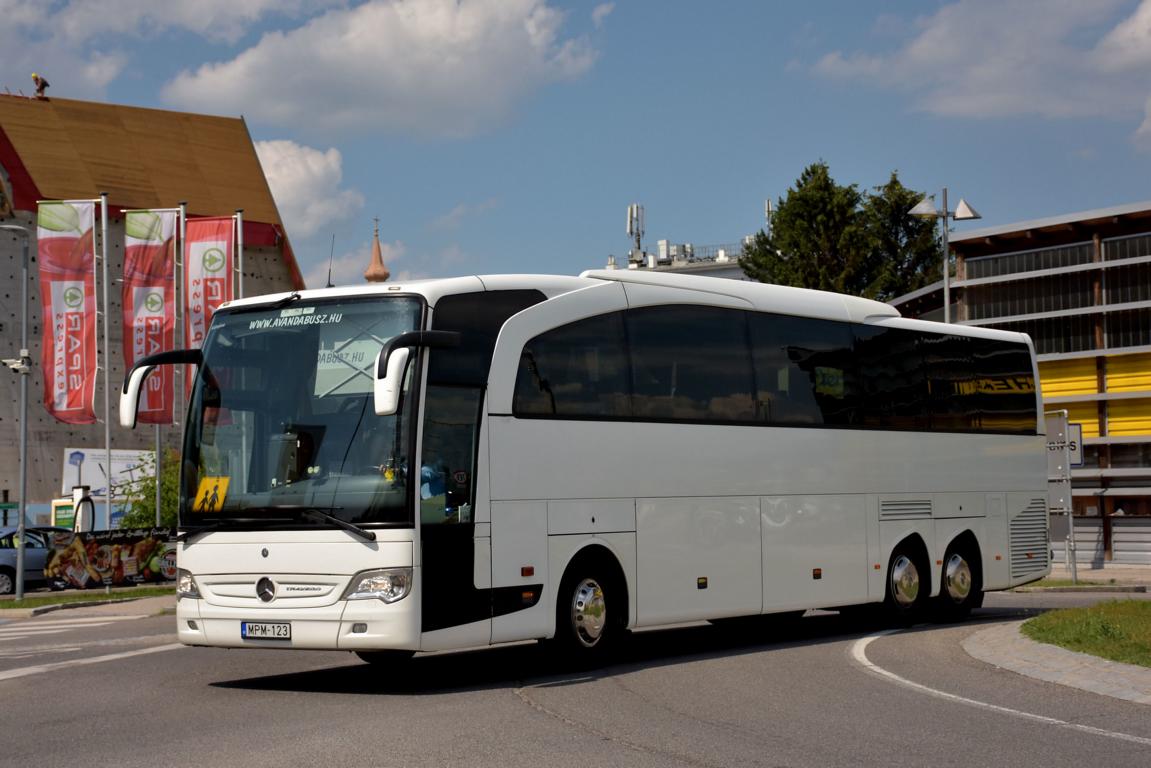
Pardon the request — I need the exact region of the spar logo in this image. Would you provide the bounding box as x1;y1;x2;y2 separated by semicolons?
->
143;291;164;314
202;248;226;273
63;286;83;308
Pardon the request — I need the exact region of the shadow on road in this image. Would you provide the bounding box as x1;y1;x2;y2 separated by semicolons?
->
210;601;1039;697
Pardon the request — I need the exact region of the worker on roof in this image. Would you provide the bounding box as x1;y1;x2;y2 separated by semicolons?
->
32;73;49;98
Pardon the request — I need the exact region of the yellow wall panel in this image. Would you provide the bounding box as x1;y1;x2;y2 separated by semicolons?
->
1065;402;1100;437
1107;399;1151;436
1039;359;1098;397
1106;354;1151;393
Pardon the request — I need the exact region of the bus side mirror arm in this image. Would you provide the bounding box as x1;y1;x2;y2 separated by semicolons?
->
120;348;202;428
373;331;461;417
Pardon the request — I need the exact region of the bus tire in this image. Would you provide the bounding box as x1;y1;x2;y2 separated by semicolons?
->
884;542;928;626
933;543;983;623
553;554;624;666
355;650;415;665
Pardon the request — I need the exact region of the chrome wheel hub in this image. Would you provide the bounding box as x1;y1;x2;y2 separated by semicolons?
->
944;553;972;603
571;578;606;647
890;555;920;608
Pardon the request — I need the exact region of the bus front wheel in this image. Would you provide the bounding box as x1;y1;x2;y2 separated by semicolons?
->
553;558;624;665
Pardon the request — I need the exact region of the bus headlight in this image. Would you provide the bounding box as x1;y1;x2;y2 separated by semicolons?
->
176;569;201;600
341;568;412;603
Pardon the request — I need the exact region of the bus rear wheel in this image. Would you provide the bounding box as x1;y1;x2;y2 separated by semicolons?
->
553;559;623;666
884;545;928;625
933;547;983;622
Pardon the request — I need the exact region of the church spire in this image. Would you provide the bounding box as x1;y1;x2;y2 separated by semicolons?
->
364;216;390;283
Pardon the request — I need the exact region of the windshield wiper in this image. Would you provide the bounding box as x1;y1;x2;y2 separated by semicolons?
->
176;518;283;544
243;505;377;542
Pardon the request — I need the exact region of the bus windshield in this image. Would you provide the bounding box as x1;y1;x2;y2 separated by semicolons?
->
180;296;424;529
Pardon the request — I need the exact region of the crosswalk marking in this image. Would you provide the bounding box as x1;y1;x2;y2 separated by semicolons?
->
0;643;183;682
0;615;145;644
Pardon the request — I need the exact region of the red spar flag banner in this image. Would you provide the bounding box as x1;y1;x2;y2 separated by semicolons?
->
123;210;177;424
37;201;98;423
184;216;234;349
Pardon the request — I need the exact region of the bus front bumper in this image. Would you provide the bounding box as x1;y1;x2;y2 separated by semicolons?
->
176;594;420;651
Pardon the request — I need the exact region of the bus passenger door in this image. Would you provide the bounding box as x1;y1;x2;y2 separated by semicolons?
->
418;384;492;648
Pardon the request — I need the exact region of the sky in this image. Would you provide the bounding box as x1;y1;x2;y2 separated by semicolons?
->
4;0;1151;288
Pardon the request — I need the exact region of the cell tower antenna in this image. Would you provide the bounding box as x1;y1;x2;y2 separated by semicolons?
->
765;199;774;238
626;203;645;264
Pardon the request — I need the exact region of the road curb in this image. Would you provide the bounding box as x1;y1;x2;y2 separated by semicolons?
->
0;596;152;620
963;620;1151;705
1013;586;1147;593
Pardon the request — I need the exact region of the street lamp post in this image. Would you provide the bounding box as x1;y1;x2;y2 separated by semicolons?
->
1;224;32;600
909;188;981;324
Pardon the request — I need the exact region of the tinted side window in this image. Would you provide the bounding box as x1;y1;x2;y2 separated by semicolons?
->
853;326;928;430
922;334;1037;434
749;314;854;426
514;312;631;418
966;338;1037;434
626;306;755;422
429;290;545;385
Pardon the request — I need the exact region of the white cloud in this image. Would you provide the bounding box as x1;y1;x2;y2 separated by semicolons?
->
1135;96;1151;151
0;1;341;98
592;3;614;29
1094;0;1151;72
255;139;364;240
162;0;597;137
51;0;336;45
430;197;499;231
304;239;409;289
813;0;1151;136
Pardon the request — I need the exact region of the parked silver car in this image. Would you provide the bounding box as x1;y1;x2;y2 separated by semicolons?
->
0;526;71;594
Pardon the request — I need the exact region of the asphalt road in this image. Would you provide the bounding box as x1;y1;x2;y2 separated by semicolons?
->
1;592;1148;768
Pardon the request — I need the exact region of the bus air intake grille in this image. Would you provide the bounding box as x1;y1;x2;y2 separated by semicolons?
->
880;499;932;520
1010;497;1049;580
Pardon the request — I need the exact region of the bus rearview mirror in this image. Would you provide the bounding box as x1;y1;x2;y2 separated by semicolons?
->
374;347;410;416
372;330;461;417
119;348;202;429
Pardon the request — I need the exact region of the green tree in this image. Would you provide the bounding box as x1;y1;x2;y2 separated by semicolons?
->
740;163;939;301
118;449;180;529
859;172;941;301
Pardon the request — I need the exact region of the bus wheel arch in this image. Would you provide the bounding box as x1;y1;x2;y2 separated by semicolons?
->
934;530;984;622
551;544;628;663
884;535;930;624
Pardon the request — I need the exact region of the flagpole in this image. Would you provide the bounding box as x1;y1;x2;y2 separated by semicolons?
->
100;192;111;530
178;202;187;429
235;209;244;299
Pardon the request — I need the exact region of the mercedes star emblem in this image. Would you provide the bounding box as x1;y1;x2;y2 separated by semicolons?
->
256;577;276;603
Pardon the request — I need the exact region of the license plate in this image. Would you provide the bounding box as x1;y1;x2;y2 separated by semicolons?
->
241;621;291;640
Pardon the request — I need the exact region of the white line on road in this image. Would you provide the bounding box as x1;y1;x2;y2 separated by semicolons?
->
851;632;1151;747
0;643;183;683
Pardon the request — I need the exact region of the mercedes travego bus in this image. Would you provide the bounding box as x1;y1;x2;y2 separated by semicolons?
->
120;270;1050;664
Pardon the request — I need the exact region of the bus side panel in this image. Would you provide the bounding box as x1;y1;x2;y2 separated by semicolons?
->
491;501;549;643
635;497;761;626
761;495;870;612
983;493;1010;589
547;533;638;636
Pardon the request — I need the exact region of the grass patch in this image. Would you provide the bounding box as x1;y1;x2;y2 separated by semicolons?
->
1022;600;1151;668
0;586;175;611
1024;578;1113;588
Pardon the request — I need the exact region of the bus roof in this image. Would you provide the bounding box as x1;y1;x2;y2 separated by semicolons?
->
218;270;1031;346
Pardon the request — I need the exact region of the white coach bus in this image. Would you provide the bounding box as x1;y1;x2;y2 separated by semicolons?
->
121;270;1049;663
